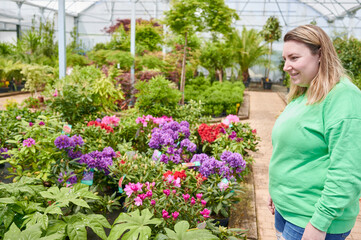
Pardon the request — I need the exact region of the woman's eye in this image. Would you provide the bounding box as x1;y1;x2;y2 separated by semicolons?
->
291;56;298;60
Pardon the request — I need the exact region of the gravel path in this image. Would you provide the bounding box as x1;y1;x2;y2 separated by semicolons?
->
243;90;361;240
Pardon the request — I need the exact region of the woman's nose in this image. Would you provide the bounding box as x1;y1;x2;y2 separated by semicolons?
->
283;61;291;72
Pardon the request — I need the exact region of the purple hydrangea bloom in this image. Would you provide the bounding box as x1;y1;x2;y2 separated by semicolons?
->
221;151;245;169
0;148;10;159
23;138;36;147
80;154;96;168
180;121;190;129
67;149;82;159
102;147;116;158
180;139;196;152
54;135;74;149
98;156;113;170
169;154;181;164
71;135;84;147
191;154;220;178
160;154;169;164
96;118;102;123
89;150;102;159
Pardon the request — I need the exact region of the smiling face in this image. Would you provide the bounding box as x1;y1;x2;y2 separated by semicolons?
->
282;40;320;87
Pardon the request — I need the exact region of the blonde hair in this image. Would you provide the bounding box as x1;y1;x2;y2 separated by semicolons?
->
284;25;347;104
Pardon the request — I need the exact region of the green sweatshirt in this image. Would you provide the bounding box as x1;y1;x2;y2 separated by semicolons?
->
269;78;361;233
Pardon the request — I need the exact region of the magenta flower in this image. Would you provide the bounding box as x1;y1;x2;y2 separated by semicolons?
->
146;190;153;198
201;200;207;206
134;196;143;206
138;194;147;201
23;138;36;147
172;190;176;194
162;210;170;219
29;122;34;127
183;194;190;202
53;89;58;97
145;181;155;190
124;182;143;197
190;197;196;205
39;121;45;126
200;208;211;218
172;211;179;220
163;189;170;196
196;193;203;200
151;200;156;205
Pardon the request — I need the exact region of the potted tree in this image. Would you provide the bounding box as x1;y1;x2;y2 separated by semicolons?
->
262;16;282;90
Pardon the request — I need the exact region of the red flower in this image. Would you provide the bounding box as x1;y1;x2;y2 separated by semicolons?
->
198;123;228;143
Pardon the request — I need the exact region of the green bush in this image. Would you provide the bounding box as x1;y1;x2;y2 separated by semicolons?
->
135;75;182;116
136;54;165;71
185;77;245;116
66;52;90;67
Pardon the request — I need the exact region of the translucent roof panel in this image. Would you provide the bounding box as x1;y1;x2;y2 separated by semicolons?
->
298;0;361;22
25;0;98;16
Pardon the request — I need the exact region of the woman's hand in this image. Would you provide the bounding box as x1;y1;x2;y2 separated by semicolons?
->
268;195;275;215
301;222;326;240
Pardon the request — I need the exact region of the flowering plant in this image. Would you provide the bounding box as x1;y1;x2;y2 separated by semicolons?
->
122;167;211;228
149;120;197;165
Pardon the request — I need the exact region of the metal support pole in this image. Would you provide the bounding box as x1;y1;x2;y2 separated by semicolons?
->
154;0;158;19
16;1;23;42
58;0;66;79
130;0;137;105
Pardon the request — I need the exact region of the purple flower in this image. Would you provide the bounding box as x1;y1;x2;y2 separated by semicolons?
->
0;148;10;159
23;138;36;147
220;127;226;134
29;122;34;127
96;118;101;123
54;135;74;149
70;135;84;147
67;149;82;159
229;131;237;140
102;147;116;158
80;154;96;168
39;121;45;126
180;139;196;152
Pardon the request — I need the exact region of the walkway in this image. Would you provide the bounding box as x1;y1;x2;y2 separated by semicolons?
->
0;93;31;110
244;90;361;240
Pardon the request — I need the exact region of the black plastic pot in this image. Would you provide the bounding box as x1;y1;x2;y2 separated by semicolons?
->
263;82;272;90
211;217;229;227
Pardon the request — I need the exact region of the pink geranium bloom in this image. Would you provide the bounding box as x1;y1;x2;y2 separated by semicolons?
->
201;200;207;206
196;193;203;200
134;196;143;206
163;189;171;196
200;208;211;218
101;115;120;126
190;197;196;205
172;211;179;220
183;194;190;202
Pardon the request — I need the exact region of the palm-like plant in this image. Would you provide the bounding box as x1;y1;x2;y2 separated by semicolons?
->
232;27;268;83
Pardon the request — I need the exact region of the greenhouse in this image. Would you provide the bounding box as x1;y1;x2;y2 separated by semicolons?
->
0;0;361;239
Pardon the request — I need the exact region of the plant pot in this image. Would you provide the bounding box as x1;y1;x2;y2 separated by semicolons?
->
263;82;272;90
211;216;229;227
0;87;9;93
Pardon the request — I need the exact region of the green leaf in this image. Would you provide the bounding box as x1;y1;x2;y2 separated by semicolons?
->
69;199;89;208
4;223;21;240
83;214;110;240
163;221;218;240
44;204;63;215
66;219;87;240
0;197;15;204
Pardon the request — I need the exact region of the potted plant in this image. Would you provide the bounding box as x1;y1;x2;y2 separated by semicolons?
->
261;16;282;89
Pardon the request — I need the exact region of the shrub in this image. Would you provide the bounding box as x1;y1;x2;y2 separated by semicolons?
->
135;75;182;116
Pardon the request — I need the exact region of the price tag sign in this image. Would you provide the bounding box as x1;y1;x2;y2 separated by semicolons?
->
182;161;200;167
118;174;126;193
62;124;72;136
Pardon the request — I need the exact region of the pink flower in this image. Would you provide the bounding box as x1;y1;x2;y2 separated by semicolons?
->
183;194;190;202
151;200;156;205
172;211;179;220
101;115;120;127
252;129;257;134
138;194;147;200
16;116;21;120
23;138;36;147
201;200;207;206
226;114;240;124
163;189;171;196
124;182;143;197
53;89;58;97
173;178;181;187
29;122;34;127
200;208;211;218
196;193;203;200
145;181;155;190
162;209;170;219
172;190;176;194
190;197;196;205
134;196;143;206
146;190;153;198
218;181;229;191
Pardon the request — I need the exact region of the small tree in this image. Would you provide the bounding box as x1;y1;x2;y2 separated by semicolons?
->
164;0;239;104
262;16;282;81
232;27;268;83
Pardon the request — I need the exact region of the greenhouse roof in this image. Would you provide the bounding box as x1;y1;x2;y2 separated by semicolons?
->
8;0;361;22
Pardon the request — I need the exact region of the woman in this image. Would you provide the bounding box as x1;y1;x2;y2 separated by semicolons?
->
268;24;361;240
